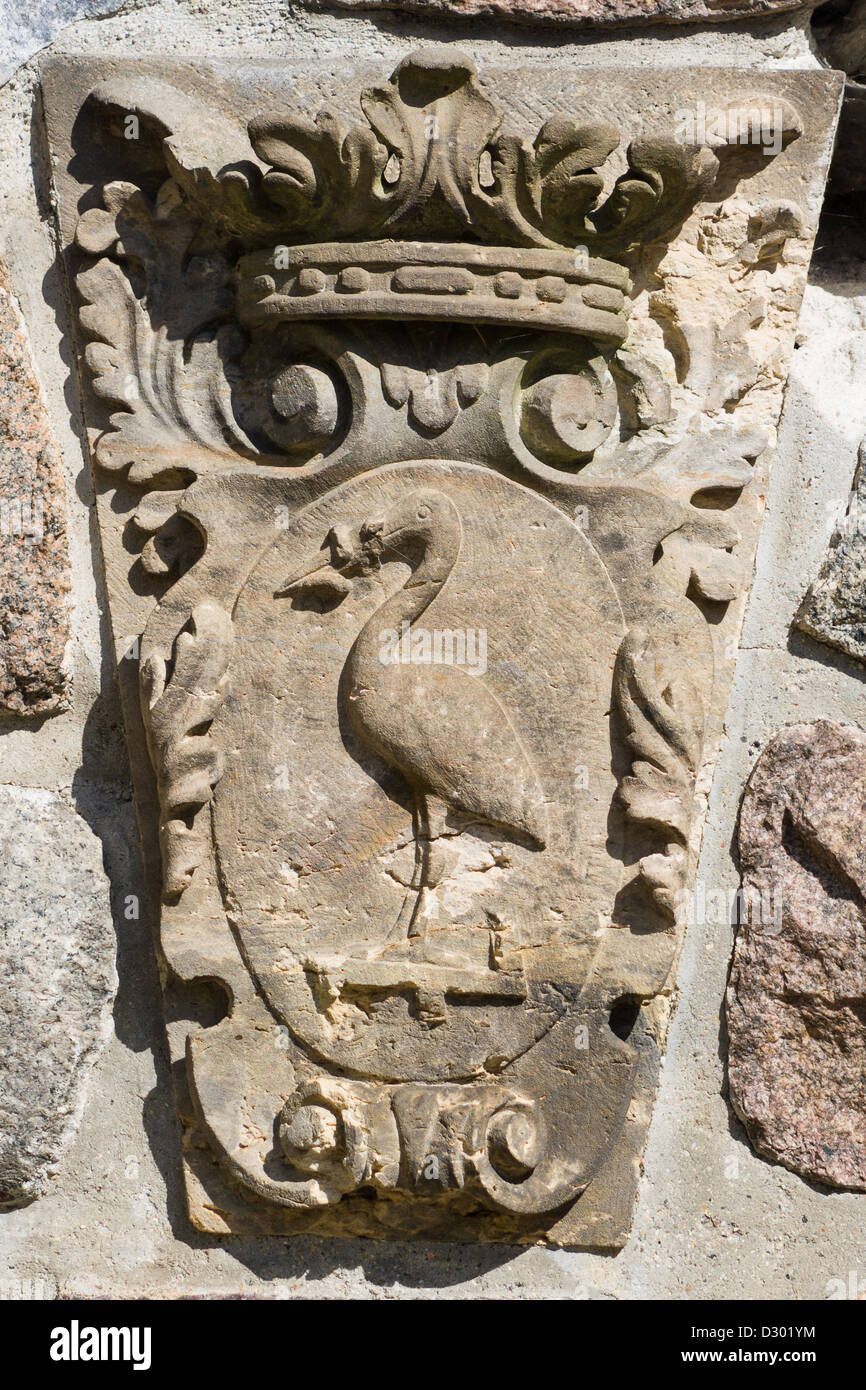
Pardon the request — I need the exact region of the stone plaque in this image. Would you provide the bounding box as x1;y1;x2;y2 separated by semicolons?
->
42;50;841;1245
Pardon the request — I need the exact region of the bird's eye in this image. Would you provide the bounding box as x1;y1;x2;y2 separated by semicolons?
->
416;505;431;520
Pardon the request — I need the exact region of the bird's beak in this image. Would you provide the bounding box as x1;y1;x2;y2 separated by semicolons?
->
274;522;368;598
360;515;408;561
274;556;334;597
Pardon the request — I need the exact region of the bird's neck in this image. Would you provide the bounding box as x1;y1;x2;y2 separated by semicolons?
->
351;519;461;676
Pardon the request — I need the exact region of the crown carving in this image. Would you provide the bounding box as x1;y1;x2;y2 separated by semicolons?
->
80;46;800;266
77;48;801;349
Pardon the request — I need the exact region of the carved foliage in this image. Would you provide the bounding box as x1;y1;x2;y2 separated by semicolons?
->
613;628;702;919
140;601;232;900
250;53;728;253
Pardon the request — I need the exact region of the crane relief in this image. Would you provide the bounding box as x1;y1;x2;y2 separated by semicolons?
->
278;487;548;945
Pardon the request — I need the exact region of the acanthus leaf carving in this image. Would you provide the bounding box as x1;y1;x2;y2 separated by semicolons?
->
591;139;720;254
75;183;265;487
613;628;703;921
83;78;275;242
249;107;389;239
140;601;233;901
132;490;204;579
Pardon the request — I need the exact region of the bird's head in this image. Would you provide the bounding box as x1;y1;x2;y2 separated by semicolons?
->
275;489;457;602
358;489;457;566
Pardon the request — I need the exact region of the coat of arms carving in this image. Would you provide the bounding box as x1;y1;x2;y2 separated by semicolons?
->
41;48;841;1245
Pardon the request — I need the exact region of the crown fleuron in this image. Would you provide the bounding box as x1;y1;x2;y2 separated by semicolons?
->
242;48;722;258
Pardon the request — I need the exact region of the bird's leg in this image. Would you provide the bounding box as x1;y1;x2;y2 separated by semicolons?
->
391;793;453;942
407;794;434;941
391;791;427;940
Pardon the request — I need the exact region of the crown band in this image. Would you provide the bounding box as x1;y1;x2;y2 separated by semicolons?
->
237;241;631;346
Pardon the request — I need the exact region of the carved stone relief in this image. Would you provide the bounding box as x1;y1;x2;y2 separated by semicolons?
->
41;49;842;1244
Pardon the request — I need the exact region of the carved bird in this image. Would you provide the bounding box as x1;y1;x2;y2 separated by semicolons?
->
279;487;547;937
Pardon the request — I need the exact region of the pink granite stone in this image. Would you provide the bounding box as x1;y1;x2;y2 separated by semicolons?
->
727;721;866;1191
304;0;808;27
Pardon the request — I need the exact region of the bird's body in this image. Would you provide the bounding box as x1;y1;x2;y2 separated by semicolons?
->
346;653;547;850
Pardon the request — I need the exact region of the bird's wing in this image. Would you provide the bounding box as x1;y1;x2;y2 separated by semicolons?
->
362;663;548;849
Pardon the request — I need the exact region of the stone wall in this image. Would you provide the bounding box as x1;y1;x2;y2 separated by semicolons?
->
0;0;863;1298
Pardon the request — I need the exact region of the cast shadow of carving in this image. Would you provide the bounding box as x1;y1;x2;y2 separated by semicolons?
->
30;86;165;1062
786;624;866;683
26;90;197;1248
207;1224;525;1291
28;91;170;1078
